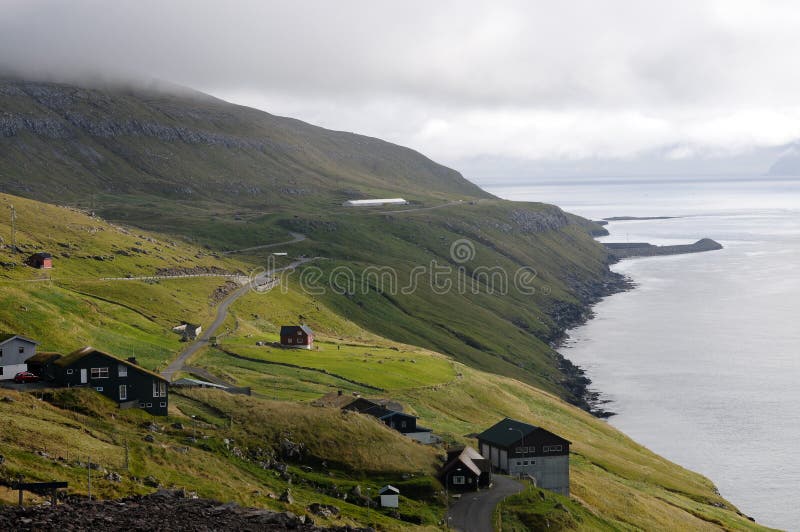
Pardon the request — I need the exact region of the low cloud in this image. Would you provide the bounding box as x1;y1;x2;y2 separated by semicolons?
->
3;0;800;176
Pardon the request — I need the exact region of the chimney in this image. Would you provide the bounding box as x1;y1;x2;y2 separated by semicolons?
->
127;357;138;366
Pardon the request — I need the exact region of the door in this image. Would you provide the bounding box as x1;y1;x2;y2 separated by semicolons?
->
119;385;127;401
80;368;87;384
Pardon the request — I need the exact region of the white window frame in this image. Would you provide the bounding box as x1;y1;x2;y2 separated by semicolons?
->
544;445;563;453
118;364;128;377
452;476;465;485
95;387;104;392
119;385;127;401
91;367;109;379
160;402;167;407
66;369;74;375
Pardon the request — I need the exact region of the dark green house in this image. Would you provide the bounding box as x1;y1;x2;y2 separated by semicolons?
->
48;347;169;416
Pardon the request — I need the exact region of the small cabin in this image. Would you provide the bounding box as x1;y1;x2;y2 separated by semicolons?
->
442;446;492;491
378;485;400;508
279;325;314;349
27;253;53;269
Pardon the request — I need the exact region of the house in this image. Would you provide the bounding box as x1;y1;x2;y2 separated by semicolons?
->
27;252;53;269
51;347;169;416
442;446;492;491
378;485;400;508
25;351;63;381
477;417;571;496
342;397;437;444
0;334;38;380
172;322;202;341
343;198;408;207
279;325;314;349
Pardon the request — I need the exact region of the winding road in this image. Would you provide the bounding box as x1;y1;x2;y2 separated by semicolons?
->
222;231;306;255
160;256;315;381
448;476;524;532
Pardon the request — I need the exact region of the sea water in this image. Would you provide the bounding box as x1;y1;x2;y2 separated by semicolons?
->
485;177;800;530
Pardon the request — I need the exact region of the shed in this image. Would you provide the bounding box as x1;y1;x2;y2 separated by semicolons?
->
378;485;399;508
25;351;63;381
27;253;53;269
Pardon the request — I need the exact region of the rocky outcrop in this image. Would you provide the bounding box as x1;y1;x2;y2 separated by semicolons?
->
0;490;373;531
604;238;723;260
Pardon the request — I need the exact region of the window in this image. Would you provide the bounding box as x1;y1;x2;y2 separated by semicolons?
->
139;402;146;408
90;367;109;379
66;369;74;375
400;421;407;428
0;367;3;376
153;381;167;398
543;445;563;453
119;385;127;401
95;387;104;392
118;364;128;377
453;476;465;485
516;446;533;454
18;346;25;354
160;402;167;407
288;338;294;344
0;348;4;357
146;403;152;408
523;461;529;466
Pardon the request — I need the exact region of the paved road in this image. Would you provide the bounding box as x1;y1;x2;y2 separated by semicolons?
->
160;257;314;381
448;476;524;532
223;232;306;255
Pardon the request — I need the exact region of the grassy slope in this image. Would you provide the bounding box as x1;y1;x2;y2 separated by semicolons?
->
0;192;249;369
180;279;770;531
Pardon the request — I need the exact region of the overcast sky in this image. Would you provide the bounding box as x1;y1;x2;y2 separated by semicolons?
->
3;0;800;179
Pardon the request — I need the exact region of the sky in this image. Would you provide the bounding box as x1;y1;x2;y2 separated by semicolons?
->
3;0;800;180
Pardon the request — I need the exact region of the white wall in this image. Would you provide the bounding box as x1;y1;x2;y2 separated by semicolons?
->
0;363;27;380
380;494;399;508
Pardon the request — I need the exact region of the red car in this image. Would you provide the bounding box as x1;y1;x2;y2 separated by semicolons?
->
13;371;40;383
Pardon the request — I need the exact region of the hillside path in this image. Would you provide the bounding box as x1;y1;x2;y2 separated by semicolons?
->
160;257;314;381
223;232;306;255
448;476;524;532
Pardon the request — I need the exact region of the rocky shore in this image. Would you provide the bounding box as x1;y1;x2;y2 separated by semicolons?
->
0;489;372;532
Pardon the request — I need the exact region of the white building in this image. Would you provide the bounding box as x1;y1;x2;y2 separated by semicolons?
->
378;485;400;508
343;198;408;207
0;334;38;380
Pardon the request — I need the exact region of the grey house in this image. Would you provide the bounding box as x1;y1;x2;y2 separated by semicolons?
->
477;418;571;496
0;334;38;380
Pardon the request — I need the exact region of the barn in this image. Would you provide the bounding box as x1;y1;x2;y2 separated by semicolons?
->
279;325;314;349
477;417;571;496
27;252;53;269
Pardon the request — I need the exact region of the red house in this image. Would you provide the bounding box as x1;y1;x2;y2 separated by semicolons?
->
27;252;53;269
279;325;314;349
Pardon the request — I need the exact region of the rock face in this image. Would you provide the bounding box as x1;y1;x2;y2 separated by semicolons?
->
0;490;372;531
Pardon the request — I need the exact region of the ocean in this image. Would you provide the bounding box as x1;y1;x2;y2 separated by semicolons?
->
486;177;800;530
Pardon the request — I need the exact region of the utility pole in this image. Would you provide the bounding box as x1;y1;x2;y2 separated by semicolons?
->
124;440;129;471
10;204;16;248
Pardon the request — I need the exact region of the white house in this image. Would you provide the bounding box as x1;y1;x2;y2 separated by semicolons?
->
343;198;408;207
378;485;399;508
0;334;38;380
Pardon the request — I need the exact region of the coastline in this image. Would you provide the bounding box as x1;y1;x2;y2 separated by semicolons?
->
550;267;634;417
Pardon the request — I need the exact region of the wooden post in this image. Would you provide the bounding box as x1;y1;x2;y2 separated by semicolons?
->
17;475;23;506
87;457;91;501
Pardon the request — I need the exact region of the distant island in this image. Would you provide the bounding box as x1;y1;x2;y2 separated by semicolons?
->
602;216;679;221
604;238;723;259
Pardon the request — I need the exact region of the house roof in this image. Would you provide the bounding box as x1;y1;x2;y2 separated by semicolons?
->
54;346;167;382
280;325;313;336
0;334;39;346
477;417;571;447
29;252;52;259
378;485;399;495
25;352;63;365
443;446;490;478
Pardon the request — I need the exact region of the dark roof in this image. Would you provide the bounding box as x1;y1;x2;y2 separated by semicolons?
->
0;334;39;346
25;352;63;365
54;346;167;382
280;325;314;336
29;252;52;259
477;417;571;447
